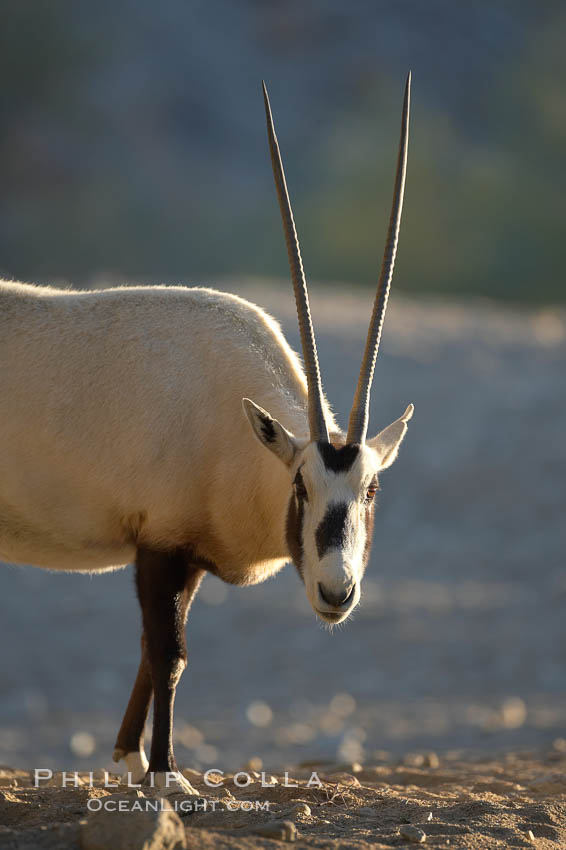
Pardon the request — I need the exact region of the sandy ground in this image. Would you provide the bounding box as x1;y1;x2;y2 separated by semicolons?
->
2;749;566;848
0;284;565;844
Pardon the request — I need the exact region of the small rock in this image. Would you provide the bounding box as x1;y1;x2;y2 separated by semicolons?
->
335;761;363;774
425;811;433;822
70;731;97;758
325;772;361;787
102;790;149;804
403;753;425;768
501;697;527;729
166;793;210;817
527;830;535;842
399;823;427;843
424;752;440;769
245;756;263;771
0;790;18;802
290;802;311;817
82;801;186;850
181;768;201;780
252;819;297;842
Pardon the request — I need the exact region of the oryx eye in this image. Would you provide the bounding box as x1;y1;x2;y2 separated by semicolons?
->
365;483;378;503
294;469;308;501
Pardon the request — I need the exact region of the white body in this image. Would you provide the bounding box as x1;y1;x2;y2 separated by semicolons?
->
0;280;335;583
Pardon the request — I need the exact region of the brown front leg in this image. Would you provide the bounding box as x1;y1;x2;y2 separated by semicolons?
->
113;633;153;782
133;547;203;794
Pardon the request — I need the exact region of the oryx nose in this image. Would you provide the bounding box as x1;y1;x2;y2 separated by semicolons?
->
318;582;355;610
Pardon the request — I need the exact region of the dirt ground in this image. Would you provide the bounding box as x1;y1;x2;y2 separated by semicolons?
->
2;748;566;848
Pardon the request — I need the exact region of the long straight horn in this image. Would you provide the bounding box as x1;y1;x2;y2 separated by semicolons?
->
346;72;411;445
262;81;329;444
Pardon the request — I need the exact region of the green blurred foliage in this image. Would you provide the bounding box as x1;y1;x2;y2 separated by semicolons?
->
0;1;565;301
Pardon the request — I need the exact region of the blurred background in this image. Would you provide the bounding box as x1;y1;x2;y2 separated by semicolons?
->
0;1;565;772
1;0;566;299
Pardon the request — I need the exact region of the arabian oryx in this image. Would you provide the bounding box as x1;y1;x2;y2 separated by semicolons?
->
0;76;413;794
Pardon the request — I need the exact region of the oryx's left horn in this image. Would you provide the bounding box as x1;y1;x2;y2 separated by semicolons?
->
262;81;329;444
346;72;411;445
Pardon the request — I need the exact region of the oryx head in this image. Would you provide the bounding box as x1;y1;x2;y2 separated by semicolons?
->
244;75;413;625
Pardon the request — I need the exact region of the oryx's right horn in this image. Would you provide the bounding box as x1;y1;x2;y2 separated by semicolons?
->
346;72;411;445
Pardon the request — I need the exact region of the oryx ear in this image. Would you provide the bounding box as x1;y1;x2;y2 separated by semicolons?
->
242;398;298;466
367;404;414;470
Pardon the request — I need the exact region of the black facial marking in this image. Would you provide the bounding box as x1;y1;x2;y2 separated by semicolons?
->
286;486;306;580
293;468;308;501
315;502;350;560
258;412;276;443
362;503;375;568
317;442;359;473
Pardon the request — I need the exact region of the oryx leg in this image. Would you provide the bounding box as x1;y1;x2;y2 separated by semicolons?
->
113;633;153;783
136;547;204;796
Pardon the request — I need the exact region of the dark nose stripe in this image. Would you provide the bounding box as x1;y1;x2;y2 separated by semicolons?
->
315;502;350;559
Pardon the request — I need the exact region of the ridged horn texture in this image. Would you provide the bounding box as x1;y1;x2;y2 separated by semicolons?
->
262;81;329;444
346;71;411;445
